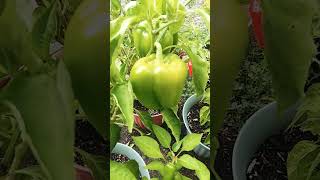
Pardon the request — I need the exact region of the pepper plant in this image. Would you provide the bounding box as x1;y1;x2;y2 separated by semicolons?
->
133;124;210;180
0;0;107;179
110;0;210;178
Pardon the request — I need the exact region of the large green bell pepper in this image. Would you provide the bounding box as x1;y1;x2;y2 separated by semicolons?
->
130;44;187;110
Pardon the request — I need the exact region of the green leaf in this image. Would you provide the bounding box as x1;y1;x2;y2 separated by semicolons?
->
32;1;57;59
76;148;107;180
145;161;165;175
0;0;42;72
287;140;319;180
262;0;317;112
136;110;153;131
14;165;47;180
133;136;164;159
124;160;140;179
174;172;191;180
110;161;138;180
199;106;210;126
182;45;209;96
307;149;320;180
290;83;320;135
161;108;181;142
178;154;210;180
111;82;134;132
110;124;121;150
181;133;202;152
195;8;210;32
3;65;75;180
110;16;137;62
111;0;121;11
212;0;248;136
166;0;186;34
172;140;182;152
152;124;171;148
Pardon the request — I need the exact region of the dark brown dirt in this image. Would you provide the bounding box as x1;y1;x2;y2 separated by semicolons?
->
246;128;318;180
187;102;210;146
111;153;129;163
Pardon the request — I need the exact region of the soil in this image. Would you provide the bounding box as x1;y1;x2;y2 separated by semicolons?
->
111;153;129;163
133;100;161;116
74;119;108;165
246;128;318;180
187;102;210;146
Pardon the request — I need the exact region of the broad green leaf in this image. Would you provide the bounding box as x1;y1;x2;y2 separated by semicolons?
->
200;106;210;126
133;136;164;159
262;0;317;112
181;133;202;152
124;160;140;179
145;161;165;175
178;154;210;180
307;150;320;180
204;133;210;145
212;0;248;136
75;148;107;180
195;8;210;32
290;83;320;135
0;0;42;72
14;165;46;180
3;68;75;180
110;16;137;62
111;0;121;11
32;1;57;59
161;108;181;142
166;0;186;34
110;161;137;180
174;172;191;180
136;110;153;131
110;124;121;150
152;124;171;148
111;82;134;132
299;118;320;136
172;140;182;152
287;140;319;179
182;45;209;96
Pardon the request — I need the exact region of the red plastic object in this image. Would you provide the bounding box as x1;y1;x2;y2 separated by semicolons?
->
249;0;264;48
75;165;93;180
0;76;11;89
134;113;163;129
187;61;192;77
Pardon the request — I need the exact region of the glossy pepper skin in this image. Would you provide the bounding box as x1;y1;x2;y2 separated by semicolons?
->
133;21;154;57
159;30;173;53
130;53;187;110
64;0;107;138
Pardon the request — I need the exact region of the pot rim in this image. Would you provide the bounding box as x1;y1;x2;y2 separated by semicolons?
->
134;113;162;118
182;94;210;150
111;143;150;179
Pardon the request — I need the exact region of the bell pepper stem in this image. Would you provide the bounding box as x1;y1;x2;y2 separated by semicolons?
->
153;20;178;34
154;42;163;62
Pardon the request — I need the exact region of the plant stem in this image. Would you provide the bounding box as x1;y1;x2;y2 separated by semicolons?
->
1;129;20;167
153;20;178;35
5;142;28;180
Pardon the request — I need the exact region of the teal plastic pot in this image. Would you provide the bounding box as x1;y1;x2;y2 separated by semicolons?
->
232;102;298;180
112;143;150;179
182;94;210;158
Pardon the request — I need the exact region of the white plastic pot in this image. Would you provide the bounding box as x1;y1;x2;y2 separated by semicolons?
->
182;95;210;158
232;102;298;180
112;143;150;179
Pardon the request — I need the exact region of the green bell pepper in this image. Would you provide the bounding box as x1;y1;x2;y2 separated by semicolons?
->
130;43;187;110
133;20;154;57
